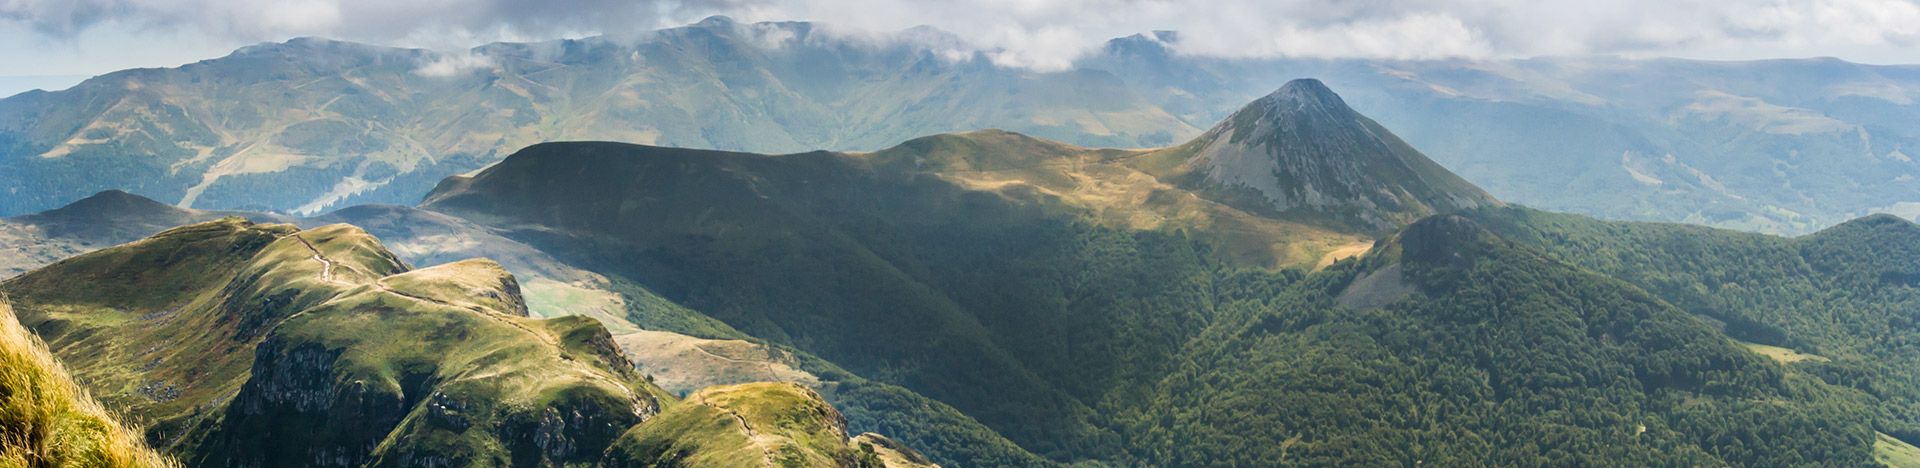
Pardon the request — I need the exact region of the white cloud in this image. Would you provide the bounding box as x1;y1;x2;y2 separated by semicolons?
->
412;51;496;77
1;0;1917;73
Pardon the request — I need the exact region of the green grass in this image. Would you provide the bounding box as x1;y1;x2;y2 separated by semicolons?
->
2;219;673;465
0;298;176;468
1737;340;1830;364
607;382;890;467
1879;432;1920;468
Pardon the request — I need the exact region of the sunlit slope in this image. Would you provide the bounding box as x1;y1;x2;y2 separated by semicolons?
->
0;299;176;468
2;216;941;466
862;129;1370;268
0;219;666;465
605;382;938;467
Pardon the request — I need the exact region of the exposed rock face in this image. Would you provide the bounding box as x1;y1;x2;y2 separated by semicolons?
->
1170;79;1497;231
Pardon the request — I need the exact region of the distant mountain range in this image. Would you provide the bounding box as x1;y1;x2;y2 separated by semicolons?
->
3;17;1916;234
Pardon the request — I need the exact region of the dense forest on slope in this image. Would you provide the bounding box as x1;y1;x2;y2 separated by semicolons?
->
1108;215;1876;466
1469;206;1920;450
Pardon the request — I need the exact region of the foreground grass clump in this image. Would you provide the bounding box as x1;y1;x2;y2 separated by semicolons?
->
0;299;175;467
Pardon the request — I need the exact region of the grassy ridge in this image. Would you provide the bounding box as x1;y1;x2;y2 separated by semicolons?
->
3;217;938;466
606;382;935;468
0;298;176;467
3;219;669;465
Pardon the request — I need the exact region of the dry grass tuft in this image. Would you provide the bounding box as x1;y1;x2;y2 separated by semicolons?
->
0;297;177;468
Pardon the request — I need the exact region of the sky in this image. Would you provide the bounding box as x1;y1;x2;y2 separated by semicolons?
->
2;0;1918;94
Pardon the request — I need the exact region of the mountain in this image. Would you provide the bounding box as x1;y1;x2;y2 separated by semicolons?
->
1465;206;1920;452
1;299;177;467
1135;79;1496;231
1110;214;1874;465
0;190;285;278
0;218;932;466
409;122;1877;463
0;18;1190;217
7;19;1916;234
0;188;1031;467
1078;41;1920;233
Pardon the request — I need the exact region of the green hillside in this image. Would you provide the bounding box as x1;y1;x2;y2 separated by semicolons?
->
0;218;934;466
1468;206;1920;453
1;299;177;468
416;125;1887;463
606;382;936;467
1108;215;1874;465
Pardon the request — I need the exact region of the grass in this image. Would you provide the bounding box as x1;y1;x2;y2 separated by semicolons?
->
862;130;1371;269
1880;432;1920;468
0;298;176;468
606;382;880;467
1737;340;1831;364
2;218;673;465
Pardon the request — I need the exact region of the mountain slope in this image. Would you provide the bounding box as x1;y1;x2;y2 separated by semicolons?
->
419;138;1884;464
414;122;1854;464
1;216;940;467
0;18;1191;216
605;382;936;467
1135;79;1497;231
1467;206;1920;449
1078;40;1920;233
0;189;1032;467
863;129;1371;268
1110;215;1873;465
424;141;1143;461
0;190;283;278
0;219;665;465
1;299;177;468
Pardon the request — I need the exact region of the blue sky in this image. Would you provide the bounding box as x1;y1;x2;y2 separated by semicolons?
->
3;0;1917;96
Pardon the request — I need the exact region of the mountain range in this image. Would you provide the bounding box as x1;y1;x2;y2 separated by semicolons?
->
7;78;1920;466
3;17;1917;236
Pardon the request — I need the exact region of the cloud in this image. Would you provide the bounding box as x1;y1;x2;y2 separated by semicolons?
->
1;0;1916;67
412;50;496;77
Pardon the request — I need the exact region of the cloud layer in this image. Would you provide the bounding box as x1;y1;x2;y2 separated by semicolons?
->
4;0;1918;68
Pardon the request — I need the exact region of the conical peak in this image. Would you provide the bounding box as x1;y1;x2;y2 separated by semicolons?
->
1167;78;1498;232
1256;79;1349;115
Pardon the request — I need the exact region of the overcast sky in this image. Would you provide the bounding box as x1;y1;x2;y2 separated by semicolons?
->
3;0;1918;91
